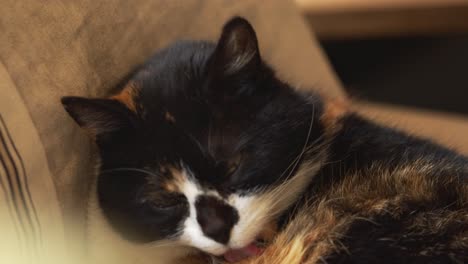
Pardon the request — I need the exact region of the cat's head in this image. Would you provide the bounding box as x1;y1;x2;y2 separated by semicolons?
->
62;17;328;259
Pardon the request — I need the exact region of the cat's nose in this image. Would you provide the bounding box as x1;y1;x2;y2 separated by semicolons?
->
195;195;239;244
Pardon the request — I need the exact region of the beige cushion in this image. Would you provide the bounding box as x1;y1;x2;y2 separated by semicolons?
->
0;61;65;263
354;101;468;155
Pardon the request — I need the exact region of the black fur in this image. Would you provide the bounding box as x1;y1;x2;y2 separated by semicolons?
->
62;17;324;245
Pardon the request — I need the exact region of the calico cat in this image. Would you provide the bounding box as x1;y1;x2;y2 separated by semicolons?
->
61;17;468;264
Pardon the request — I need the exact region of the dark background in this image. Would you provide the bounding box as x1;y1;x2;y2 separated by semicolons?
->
321;35;468;115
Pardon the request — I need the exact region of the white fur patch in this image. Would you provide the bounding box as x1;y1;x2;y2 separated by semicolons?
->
175;149;326;255
228;155;326;249
179;170;227;255
228;195;259;248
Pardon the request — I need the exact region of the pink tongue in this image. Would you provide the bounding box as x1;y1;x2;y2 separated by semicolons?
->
223;243;263;263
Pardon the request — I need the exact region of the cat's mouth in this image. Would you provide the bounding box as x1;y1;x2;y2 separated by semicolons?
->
223;241;265;263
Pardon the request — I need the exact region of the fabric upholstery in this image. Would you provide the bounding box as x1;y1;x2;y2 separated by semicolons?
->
354;102;468;155
0;63;64;262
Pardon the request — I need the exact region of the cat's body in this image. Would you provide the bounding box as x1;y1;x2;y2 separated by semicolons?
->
240;114;468;264
62;17;467;264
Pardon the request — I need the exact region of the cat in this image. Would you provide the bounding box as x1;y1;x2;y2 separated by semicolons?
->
61;17;468;264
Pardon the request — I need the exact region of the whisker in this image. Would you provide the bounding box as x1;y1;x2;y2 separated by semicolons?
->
208;117;213;155
147;240;179;249
278;105;316;182
100;168;162;178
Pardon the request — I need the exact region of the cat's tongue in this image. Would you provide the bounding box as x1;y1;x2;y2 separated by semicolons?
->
223;243;263;263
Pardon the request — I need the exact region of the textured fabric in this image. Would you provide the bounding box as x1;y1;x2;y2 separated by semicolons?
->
354;102;468;155
0;62;65;263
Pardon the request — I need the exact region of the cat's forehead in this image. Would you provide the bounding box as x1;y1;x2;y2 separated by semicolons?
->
134;41;214;87
107;45;261;158
114;42;230;122
109;42;212;114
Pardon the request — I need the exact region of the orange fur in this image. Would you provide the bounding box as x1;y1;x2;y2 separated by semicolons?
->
320;98;349;135
110;82;139;112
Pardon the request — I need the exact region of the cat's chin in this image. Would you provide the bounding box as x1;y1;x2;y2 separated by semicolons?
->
222;242;264;263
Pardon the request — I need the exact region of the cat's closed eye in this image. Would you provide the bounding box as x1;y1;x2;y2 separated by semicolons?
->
139;190;186;210
226;154;242;176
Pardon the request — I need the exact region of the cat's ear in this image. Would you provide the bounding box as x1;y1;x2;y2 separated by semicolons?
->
210;17;261;77
61;96;136;140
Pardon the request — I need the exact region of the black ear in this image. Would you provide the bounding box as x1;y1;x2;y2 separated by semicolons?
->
61;96;135;139
211;17;260;77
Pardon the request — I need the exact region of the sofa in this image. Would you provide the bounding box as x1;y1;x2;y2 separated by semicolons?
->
1;0;467;262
